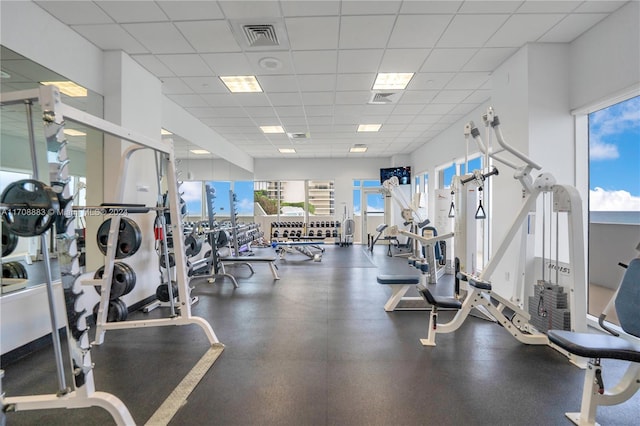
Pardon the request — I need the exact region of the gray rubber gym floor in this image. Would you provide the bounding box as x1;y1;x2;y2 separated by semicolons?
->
2;245;639;425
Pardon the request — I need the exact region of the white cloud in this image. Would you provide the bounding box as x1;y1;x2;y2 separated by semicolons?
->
180;181;203;202
589;140;619;160
590;187;640;211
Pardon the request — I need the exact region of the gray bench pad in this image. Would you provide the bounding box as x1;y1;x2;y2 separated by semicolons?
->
377;275;420;285
548;330;640;363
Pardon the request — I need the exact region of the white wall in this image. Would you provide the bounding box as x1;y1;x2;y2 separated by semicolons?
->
569;1;640;111
177;158;253;182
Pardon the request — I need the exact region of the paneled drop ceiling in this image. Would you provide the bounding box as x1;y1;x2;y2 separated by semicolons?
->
15;1;630;158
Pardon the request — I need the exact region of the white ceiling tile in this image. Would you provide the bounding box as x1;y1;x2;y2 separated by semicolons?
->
399;1;462;14
132;55;174;77
437;14;510;48
420;48;478;72
243;106;277;118
35;1;113;25
160;77;194;94
573;1;627;13
446;103;479;116
157;54;212;77
388;15;453;48
96;1;168;22
392;104;425;115
246;51;297;75
337;49;384;73
486;14;565;47
185;107;216;118
421;104;456;114
200;53;252;76
281;1;340;16
399;90;438;104
462;47;517;71
446;72;491;90
341;1;401;15
411;114;445;124
458;1;522;14
291;51;338;74
404;124;434;132
258;75;299;92
210;106;249;118
301;92;334;105
378;124;406;133
122;22;194;54
232;93;272;107
336;73;376;91
275;106;307;116
335;91;370;105
201;94;238;107
157;1;224;20
463;89;491;104
71;24;148;54
174;21;241;53
218;1;282;19
166;94;208;108
297;74;336;92
516;1;579;13
385;115;416;124
181;77;228;93
407;73;455;90
280;116;308;126
339;16;396;49
334;105;365;116
432;89;473;103
267;92;304;106
538;13;608;42
379;49;431;72
307;117;334;126
364;104;395;115
286;17;340;50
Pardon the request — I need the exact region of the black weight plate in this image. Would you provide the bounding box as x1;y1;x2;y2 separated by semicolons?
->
156;281;178;302
185;234;203;257
119;262;136;295
0;180;60;237
14;262;28;279
96;217;142;259
2;222;19;257
2;263;13;278
160;252;176;268
93;263;130;299
93;299;128;323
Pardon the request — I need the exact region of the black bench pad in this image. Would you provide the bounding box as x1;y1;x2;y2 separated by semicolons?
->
469;278;492;291
377;275;420;285
548;330;640;363
221;257;276;262
417;284;462;310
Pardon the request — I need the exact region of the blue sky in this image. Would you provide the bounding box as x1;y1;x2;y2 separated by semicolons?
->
589;95;640;211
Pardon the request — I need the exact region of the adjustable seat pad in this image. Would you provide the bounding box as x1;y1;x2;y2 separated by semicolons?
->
376;275;420;285
417;284;462;310
548;330;640;363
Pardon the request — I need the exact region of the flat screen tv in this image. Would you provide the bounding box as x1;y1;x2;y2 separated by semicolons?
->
380;166;411;185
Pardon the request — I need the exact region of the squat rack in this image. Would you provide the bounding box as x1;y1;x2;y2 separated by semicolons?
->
0;85;223;425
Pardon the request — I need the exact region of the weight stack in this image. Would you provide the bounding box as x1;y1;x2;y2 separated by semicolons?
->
527;282;571;333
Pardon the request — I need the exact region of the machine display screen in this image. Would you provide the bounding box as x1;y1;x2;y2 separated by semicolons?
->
380;166;411;185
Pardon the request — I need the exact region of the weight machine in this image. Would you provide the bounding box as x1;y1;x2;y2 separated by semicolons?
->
0;85;223;424
417;107;587;350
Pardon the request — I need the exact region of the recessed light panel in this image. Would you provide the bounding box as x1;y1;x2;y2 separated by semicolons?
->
161;128;173;135
260;125;285;134
63;129;86;137
278;148;296;154
357;124;382;132
190;149;210;155
372;73;414;90
40;81;87;97
350;145;368;153
220;76;263;93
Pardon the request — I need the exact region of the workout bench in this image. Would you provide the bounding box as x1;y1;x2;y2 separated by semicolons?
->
416;271;548;346
546;257;640;426
376;275;423;311
220;256;280;284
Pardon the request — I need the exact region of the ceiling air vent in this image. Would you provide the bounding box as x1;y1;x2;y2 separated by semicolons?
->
287;132;310;141
243;24;279;47
368;92;401;105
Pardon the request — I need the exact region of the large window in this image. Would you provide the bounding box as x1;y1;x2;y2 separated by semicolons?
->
587;95;640;325
234;181;254;217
